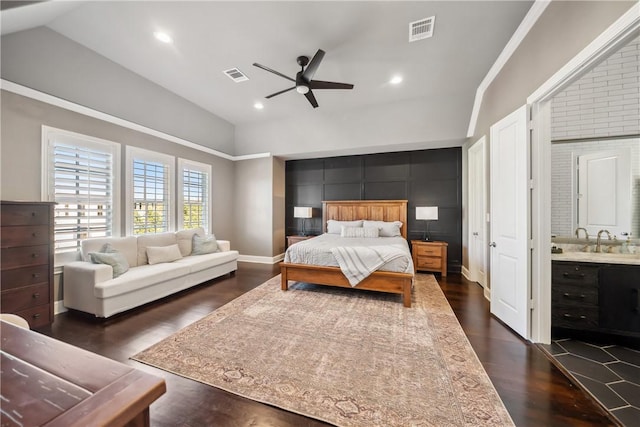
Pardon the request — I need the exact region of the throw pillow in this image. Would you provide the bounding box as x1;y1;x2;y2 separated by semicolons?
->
340;226;380;238
192;234;219;255
362;220;403;237
89;243;130;278
327;220;363;234
146;244;183;265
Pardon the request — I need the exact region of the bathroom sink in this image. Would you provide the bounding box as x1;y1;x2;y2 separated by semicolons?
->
551;251;640;265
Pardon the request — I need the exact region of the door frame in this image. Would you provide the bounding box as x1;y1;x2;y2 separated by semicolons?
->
467;136;488;290
527;6;639;344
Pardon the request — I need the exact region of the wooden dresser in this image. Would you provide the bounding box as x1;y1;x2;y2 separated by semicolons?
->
1;201;55;328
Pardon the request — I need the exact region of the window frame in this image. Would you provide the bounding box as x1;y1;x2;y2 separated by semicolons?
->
126;146;175;235
41;126;121;265
177;158;212;233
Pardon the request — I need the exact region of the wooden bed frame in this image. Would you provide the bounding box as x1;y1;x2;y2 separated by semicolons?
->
280;200;414;307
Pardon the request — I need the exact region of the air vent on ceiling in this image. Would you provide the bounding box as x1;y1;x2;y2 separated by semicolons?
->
223;68;249;82
409;16;435;42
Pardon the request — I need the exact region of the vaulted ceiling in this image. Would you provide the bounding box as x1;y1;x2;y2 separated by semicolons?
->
1;1;534;157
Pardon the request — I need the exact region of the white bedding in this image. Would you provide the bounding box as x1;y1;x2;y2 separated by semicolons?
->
284;233;414;274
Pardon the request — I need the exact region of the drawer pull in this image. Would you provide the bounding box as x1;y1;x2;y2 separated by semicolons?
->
562;272;585;280
562;292;585;300
563;313;587;321
31;253;38;258
32;313;41;319
32;293;40;299
32;273;40;278
32;232;37;237
31;212;36;216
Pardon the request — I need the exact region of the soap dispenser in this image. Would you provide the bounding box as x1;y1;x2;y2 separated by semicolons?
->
620;232;631;254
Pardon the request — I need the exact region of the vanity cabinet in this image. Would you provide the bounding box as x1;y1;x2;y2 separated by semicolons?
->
552;260;640;342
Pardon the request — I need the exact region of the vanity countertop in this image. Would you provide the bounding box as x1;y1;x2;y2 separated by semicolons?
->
551;252;640;265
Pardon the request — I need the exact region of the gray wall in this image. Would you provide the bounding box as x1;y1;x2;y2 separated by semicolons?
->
1;90;236;301
1;27;235;155
233;156;281;258
462;1;635;273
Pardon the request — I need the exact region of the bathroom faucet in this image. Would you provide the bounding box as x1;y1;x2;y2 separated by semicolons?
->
595;230;612;253
575;227;589;240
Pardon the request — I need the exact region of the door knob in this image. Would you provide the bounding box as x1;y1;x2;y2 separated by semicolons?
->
473;232;479;236
489;242;497;247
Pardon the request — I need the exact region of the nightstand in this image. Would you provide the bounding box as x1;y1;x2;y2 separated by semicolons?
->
286;235;314;248
411;240;448;276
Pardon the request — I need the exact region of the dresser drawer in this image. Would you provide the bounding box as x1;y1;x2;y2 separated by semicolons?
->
1;265;50;291
417;257;442;269
552;262;599;285
1;225;50;248
1;245;50;270
1;283;50;312
1;204;51;226
415;245;442;257
552;283;598;307
552;306;599;329
14;304;52;329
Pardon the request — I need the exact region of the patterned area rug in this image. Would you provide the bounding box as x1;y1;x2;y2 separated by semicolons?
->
133;274;513;426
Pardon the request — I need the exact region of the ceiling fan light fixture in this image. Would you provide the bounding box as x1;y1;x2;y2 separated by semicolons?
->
296;85;310;94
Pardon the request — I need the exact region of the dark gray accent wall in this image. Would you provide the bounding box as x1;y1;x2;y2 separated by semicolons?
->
285;148;462;272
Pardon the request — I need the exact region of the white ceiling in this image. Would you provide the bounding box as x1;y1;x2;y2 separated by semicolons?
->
1;1;534;152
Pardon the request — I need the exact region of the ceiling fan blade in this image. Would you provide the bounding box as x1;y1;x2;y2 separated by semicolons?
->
305;90;319;108
302;49;325;81
253;63;295;83
309;80;354;90
265;86;296;99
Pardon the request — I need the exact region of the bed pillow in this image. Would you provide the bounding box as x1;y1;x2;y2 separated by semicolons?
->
146;244;183;265
89;243;130;278
192;233;219;255
341;226;380;238
327;220;363;234
363;220;403;237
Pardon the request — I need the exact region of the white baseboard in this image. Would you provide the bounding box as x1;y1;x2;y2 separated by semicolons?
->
54;300;68;315
461;266;472;281
483;286;491;301
238;253;284;264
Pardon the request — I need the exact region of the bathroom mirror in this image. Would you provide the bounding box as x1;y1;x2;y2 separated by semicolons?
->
551;138;639;240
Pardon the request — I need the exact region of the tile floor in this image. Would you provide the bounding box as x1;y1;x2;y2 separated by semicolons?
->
541;339;640;426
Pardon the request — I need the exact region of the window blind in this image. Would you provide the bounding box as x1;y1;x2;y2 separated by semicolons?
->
132;159;170;234
182;168;209;231
50;142;114;254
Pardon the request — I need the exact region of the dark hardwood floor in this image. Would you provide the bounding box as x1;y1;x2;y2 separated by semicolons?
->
36;263;615;427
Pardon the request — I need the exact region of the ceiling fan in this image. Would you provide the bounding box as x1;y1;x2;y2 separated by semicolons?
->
253;49;354;108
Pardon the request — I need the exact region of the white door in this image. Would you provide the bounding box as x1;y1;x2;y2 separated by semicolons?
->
468;137;487;287
489;105;529;339
576;148;632;238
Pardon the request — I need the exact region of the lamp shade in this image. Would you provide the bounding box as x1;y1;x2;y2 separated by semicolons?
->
293;206;313;218
416;206;438;221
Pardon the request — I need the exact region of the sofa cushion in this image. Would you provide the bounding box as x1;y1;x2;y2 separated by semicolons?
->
94;262;190;299
192;234;219;255
82;236;138;267
137;232;177;265
176;227;204;256
89;244;130;278
173;250;239;273
147;244;183;265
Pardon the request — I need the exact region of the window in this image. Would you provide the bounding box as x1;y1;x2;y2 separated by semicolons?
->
126;147;174;235
178;159;212;232
42;126;120;263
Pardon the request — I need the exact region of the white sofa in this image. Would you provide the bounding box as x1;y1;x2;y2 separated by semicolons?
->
63;228;238;318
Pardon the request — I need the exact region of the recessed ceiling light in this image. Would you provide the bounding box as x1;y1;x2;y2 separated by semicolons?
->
390;75;403;85
154;31;173;44
254;102;264;110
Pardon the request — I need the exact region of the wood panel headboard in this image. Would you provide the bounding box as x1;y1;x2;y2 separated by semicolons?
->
322;200;408;238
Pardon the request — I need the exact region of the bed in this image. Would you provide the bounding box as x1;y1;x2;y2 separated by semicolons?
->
280;200;415;307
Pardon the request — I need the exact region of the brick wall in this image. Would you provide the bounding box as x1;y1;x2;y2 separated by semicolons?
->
551;35;639;238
